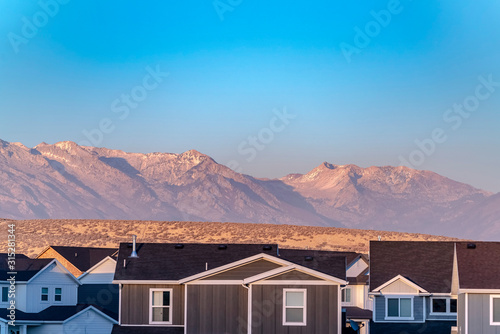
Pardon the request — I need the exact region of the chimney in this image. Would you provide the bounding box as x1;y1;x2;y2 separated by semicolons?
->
130;235;139;258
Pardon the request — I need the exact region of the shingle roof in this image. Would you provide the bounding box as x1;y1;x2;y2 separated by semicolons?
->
49;246;118;272
0;304;117;322
456;241;500;290
369;241;455;293
0;257;53;281
114;243;347;281
344;306;373;320
111;325;184;334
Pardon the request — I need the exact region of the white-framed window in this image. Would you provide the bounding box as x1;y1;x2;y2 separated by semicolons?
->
283;288;307;326
54;288;62;302
385;296;414;320
342;288;352;303
41;287;49;302
149;288;173;325
430;297;457;315
491;295;500;326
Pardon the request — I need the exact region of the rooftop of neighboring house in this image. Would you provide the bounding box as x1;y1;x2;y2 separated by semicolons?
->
114;242;351;281
0;254;53;281
37;246;118;272
369;241;455;293
455;241;500;290
0;304;117;322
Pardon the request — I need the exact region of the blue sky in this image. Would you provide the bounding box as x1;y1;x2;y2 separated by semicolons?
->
1;0;499;192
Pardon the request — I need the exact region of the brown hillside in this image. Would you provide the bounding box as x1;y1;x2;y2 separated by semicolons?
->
0;219;459;258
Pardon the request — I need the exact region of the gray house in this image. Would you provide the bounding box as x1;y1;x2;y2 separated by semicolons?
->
111;242;349;334
455;242;500;334
369;241;457;334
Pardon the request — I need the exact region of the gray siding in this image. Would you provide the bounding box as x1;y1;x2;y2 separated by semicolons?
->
268;271;322;281
458;294;466;333
121;284;184;325
201;259;281;280
251;284;339;334
374;296;424;322
424;297;457;321
467;294;500;334
186;284;248;334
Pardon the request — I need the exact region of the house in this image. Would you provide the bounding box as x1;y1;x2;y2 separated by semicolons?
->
369;241;457;334
0;254;117;333
111;240;349;334
36;246;119;314
342;254;372;334
36;246;118;278
455;242;500;334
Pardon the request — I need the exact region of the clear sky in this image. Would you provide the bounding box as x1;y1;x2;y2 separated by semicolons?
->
1;0;499;192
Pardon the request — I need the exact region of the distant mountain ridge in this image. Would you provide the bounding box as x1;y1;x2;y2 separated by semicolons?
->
0;139;498;240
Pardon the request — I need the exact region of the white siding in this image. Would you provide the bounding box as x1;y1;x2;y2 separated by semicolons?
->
24;262;78;313
347;259;368;278
63;309;115;334
16;284;27;312
342;285;366;308
380;279;419;294
79;258;116;284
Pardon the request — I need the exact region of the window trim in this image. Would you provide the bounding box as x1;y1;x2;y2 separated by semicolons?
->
54;287;62;303
342;287;352;304
283;288;307;326
385;295;414;320
490;295;500;326
41;287;49;303
149;288;173;325
429;297;457;315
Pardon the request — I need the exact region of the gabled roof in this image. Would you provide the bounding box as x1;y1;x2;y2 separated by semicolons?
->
0;257;53;281
456;241;500;290
372;274;428;293
114;243;348;282
39;246;118;272
370;241;455;293
0;304;118;323
78;256;116;281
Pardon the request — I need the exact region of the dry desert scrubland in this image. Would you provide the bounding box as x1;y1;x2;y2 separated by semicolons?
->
0;219;459;258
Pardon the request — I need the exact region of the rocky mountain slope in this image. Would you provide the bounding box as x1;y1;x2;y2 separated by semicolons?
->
0;139;497;239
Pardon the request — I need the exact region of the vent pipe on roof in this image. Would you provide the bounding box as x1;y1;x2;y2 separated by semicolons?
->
277;244;280;257
130;235;139;258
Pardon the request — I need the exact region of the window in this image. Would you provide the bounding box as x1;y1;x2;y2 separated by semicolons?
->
386;297;413;319
41;287;49;301
342;288;351;303
2;287;8;302
283;289;307;326
430;297;457;314
491;295;500;325
55;288;62;302
149;289;172;324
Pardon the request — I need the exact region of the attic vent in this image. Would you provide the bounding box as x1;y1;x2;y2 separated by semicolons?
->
263;245;273;251
218;245;227;250
305;256;314;261
467;243;476;249
175;244;184;249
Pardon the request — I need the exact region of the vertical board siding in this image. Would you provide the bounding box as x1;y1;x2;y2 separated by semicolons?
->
458;294;466;333
468;294;500;334
251;285;338;334
187;284;248;334
121;284;184;325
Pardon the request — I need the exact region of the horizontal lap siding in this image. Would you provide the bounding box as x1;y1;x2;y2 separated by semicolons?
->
121;284;184;325
187;285;248;334
251;285;338;334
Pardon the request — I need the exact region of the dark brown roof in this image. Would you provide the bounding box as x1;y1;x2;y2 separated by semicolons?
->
344;306;372;320
369;241;454;293
0;257;53;281
114;243;347;281
456;241;500;289
0;304;117;321
50;246;118;272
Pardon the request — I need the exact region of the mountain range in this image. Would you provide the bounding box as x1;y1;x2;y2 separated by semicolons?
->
0;139;498;240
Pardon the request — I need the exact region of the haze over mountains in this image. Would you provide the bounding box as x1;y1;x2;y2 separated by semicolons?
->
0;139;498;240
